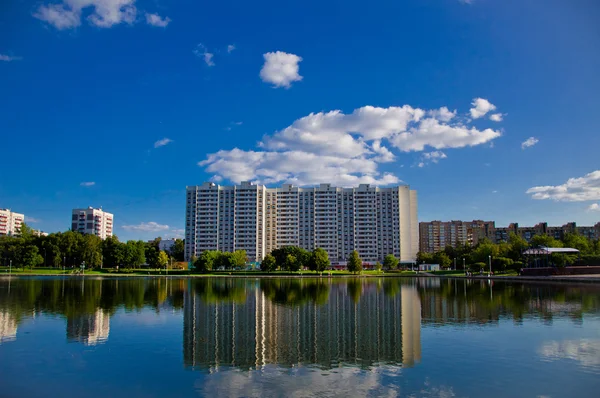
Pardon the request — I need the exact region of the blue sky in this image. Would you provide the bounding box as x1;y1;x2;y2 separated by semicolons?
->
1;0;599;241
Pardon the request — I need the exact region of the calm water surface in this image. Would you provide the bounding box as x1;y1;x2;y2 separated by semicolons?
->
1;276;599;397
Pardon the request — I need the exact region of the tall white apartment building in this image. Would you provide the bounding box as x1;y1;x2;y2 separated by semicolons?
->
71;207;114;239
185;182;418;264
0;209;24;237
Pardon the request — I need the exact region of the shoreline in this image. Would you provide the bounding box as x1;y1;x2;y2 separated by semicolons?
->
1;272;600;284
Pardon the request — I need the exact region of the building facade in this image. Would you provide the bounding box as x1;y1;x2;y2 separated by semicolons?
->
419;220;494;253
421;220;600;252
0;209;24;237
185;182;418;263
71;207;114;239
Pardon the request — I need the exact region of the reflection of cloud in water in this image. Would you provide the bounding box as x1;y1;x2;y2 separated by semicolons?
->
539;339;600;368
196;366;456;398
196;365;400;397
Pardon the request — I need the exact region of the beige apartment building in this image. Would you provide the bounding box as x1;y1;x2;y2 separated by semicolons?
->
185;182;418;264
71;207;114;239
0;209;24;237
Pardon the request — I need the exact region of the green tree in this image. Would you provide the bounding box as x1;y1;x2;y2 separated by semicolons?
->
231;250;247;269
432;252;452;269
171;239;185;261
383;254;399;270
123;241;146;268
79;234;102;267
417;251;434;264
310;248;330;273
145;245;160;268
530;234;562;248
563;233;591;254
158;250;169;268
507;233;529;262
19;245;43;269
194;250;219;273
261;254;277;272
347;250;363;274
284;254;299;272
102;235;124;267
375;261;383;272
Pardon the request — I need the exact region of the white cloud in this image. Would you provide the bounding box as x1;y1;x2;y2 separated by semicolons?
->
526;170;600;202
34;0;137;30
0;54;22;62
422;151;447;163
489;113;503;122
428;106;456;122
80;181;95;187
260;51;303;88
25;216;41;223
200;102;501;187
521;137;539;149
492;190;498;194
227;44;235;53
459;0;474;4
587;203;600;212
194;43;214;66
145;13;170;27
470;98;497;119
154;138;173;148
122;221;170;232
234;121;243;125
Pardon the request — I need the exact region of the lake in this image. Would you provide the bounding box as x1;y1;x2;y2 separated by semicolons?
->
0;277;599;397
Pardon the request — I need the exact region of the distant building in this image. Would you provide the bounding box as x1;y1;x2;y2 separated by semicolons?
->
0;209;24;237
421;220;600;252
71;207;113;239
32;229;48;237
419;220;494;253
159;239;176;253
185;182;418;263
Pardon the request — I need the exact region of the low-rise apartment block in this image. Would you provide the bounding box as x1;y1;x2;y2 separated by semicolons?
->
185;182;418;264
0;209;24;237
71;207;114;239
420;220;600;252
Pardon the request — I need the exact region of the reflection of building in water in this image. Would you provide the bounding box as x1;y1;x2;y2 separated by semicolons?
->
183;282;421;370
67;309;110;345
0;311;18;344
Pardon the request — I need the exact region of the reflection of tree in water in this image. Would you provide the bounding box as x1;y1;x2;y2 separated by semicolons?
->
193;278;248;304
259;278;330;306
417;278;600;325
0;278;186;324
347;279;362;303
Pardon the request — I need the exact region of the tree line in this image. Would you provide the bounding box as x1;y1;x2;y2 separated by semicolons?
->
417;232;600;272
193;245;402;274
0;223;185;269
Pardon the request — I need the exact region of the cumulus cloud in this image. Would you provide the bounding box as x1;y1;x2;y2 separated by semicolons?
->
470;98;496;119
122;221;170;232
418;151;447;167
526;170;600;202
0;54;22;62
194;43;214;66
145;13;170;27
25;216;41;223
227;44;235;53
521;137;539;149
588;203;600;212
154;138;173;148
80;181;95;187
428;107;456;122
489;113;503;122
260;51;303;88
34;0;138;30
200;102;502;187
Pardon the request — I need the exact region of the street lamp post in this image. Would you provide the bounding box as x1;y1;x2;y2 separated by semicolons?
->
9;260;12;275
463;258;466;274
63;256;66;271
454;258;456;271
44;248;47;268
489;255;492;277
